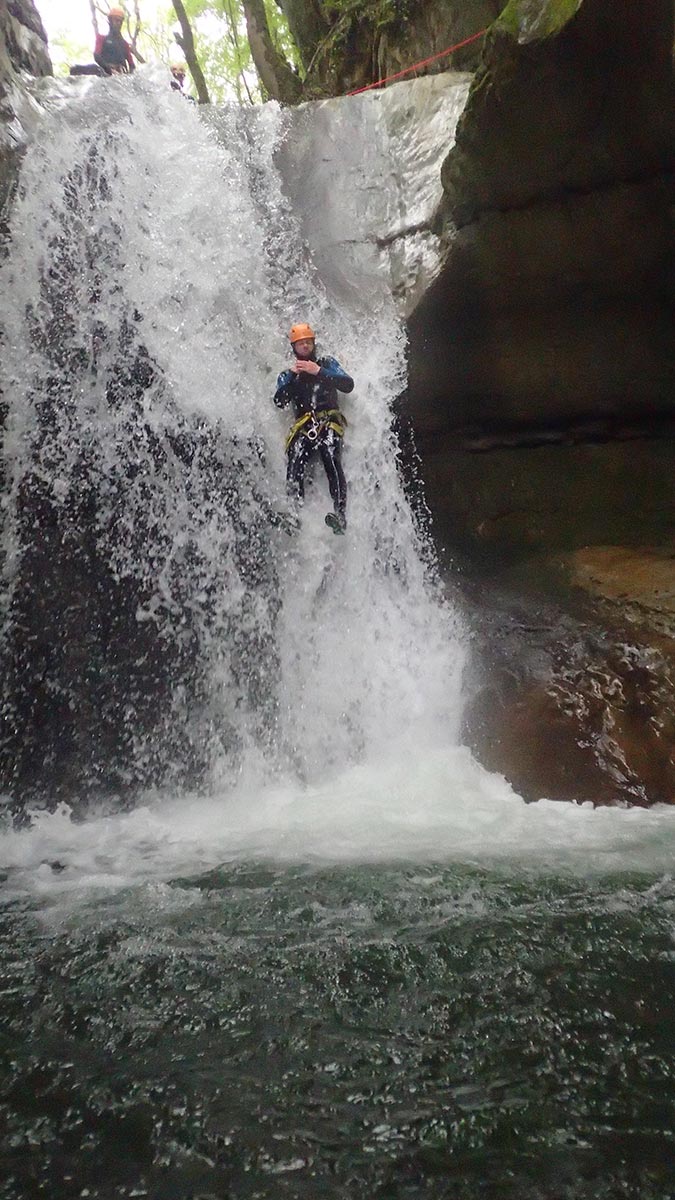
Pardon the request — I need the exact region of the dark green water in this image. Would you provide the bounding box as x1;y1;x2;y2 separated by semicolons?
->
2;863;674;1199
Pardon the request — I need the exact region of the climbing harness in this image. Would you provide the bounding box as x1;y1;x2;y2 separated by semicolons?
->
285;409;347;452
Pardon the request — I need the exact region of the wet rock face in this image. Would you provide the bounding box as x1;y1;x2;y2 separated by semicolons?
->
404;0;674;807
462;551;675;807
398;0;674;807
424;423;675;570
0;0;51;213
362;0;502;88
0;0;49;76
287;0;501;97
407;0;675;565
278;72;472;318
442;0;673;223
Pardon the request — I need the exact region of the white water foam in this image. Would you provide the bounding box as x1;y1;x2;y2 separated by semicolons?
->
2;748;675;908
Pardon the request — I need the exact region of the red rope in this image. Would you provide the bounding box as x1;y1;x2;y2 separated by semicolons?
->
346;28;488;97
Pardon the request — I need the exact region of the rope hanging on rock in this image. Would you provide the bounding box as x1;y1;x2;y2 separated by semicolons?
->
346;28;488;97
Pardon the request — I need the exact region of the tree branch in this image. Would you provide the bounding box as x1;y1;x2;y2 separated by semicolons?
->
224;0;255;105
130;0;141;51
242;0;302;103
88;0;100;38
171;0;211;104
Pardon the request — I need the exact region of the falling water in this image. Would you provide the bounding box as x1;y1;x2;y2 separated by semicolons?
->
0;70;467;819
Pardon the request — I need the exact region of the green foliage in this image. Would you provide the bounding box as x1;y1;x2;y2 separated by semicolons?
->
263;0;302;70
320;0;412;29
147;0;300;103
49;0;413;102
142;2;249;102
498;0;583;39
296;0;413;92
48;30;92;76
136;11;177;68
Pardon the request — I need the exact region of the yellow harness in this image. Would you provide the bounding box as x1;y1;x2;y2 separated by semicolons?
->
285;408;347;452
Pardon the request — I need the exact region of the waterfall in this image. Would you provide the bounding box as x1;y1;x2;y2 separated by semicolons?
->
1;73;675;899
0;72;465;810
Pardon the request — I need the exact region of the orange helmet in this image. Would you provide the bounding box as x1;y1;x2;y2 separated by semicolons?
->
108;7;125;21
289;323;315;344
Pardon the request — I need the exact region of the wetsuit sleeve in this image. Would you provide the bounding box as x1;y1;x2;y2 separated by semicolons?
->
93;33;106;68
273;370;295;408
125;39;136;72
318;356;354;394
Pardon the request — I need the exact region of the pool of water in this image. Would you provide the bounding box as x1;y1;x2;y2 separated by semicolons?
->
2;843;674;1199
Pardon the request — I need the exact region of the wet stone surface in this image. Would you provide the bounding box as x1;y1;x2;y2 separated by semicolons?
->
459;554;675;808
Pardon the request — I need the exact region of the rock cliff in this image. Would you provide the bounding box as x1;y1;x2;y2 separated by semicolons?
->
407;0;674;566
0;0;51;217
402;0;675;807
283;0;502;97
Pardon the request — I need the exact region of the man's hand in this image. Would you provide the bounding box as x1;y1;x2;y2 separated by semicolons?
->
293;359;321;376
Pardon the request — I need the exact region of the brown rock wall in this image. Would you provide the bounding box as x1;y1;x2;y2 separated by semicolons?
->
406;0;674;567
461;545;675;807
424;430;675;568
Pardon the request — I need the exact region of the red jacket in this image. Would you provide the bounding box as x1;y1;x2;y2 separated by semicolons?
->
94;30;135;72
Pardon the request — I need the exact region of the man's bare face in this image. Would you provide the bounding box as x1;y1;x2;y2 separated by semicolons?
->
293;338;314;359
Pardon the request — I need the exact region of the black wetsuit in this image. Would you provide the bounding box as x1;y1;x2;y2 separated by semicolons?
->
274;353;354;519
70;29;135;77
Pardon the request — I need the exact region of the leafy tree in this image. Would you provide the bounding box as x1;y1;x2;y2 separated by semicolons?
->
48;30;92;76
168;0;260;103
172;0;211;102
160;0;302;103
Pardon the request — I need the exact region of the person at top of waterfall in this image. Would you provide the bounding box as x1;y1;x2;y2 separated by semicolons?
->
170;63;187;91
169;62;195;101
274;323;354;535
94;8;135;74
70;8;135;78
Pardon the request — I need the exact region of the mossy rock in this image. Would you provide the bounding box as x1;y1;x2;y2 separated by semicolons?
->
441;0;675;225
497;0;582;40
300;0;502;97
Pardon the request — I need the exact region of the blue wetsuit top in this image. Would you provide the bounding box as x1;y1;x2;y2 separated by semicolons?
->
273;355;354;418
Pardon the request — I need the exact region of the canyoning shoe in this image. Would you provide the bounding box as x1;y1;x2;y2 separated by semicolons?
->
325;511;346;535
